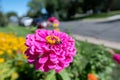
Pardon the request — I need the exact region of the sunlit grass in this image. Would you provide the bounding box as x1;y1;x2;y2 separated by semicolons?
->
83;10;120;19
0;25;33;37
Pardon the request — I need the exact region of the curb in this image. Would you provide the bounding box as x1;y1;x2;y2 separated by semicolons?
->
72;34;120;50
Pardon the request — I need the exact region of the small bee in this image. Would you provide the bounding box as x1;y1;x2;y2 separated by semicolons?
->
55;40;62;44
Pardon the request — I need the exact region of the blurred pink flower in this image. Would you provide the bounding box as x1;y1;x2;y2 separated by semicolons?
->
48;17;60;26
25;29;76;73
113;53;120;64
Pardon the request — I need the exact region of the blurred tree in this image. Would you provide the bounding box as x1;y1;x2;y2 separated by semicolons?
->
0;12;8;27
27;0;44;18
82;0;103;14
6;12;19;26
57;0;83;20
27;0;118;20
44;0;83;20
44;0;58;17
6;12;18;19
111;0;120;10
103;0;114;12
82;0;114;14
27;0;83;20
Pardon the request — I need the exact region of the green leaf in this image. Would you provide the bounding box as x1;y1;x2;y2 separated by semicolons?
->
59;69;71;80
45;70;56;80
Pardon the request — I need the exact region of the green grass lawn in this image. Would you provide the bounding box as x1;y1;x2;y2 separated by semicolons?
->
0;25;36;37
86;10;120;19
75;10;120;20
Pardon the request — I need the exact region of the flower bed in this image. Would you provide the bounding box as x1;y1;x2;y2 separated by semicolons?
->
0;29;117;80
0;32;27;80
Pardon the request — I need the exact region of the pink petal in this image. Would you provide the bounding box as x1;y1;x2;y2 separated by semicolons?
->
113;53;120;64
35;62;44;71
39;54;48;63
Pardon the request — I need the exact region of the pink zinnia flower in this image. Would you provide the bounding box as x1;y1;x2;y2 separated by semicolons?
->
48;17;60;26
113;53;120;64
25;29;76;73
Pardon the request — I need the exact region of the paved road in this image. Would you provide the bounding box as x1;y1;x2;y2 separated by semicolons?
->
60;20;120;79
60;20;120;43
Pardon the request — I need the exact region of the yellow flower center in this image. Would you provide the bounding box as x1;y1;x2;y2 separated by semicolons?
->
46;35;60;45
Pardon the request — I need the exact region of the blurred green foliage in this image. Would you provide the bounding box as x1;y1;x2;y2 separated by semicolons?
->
27;0;83;20
67;40;115;80
6;12;18;19
27;0;118;20
0;12;8;27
